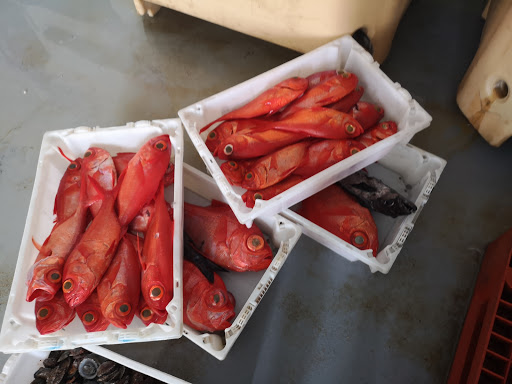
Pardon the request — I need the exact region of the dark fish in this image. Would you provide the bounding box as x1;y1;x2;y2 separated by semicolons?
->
337;170;417;218
183;232;227;284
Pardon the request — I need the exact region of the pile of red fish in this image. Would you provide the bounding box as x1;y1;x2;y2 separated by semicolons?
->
182;199;274;333
26;135;175;335
200;69;398;208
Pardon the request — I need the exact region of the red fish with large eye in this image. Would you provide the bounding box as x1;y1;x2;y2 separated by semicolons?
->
62;179;122;308
75;290;110;332
183;260;236;333
293;139;366;178
26;170;90;303
140;184;174;313
129;200;173;234
271;108;364;139
35;290;76;335
82;147;117;217
357;121;398;148
279;72;358;118
216;124;308;160
113;152;174;188
205;120;259;153
199;77;309;133
220;159;255;187
241;141;310;191
298;184;379;256
136;295;167;326
116;135;172;227
242;175;305;208
54;148;83;223
184;200;273;272
351;102;385;130
96;235;141;329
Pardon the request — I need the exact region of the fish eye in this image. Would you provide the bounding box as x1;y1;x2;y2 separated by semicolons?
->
47;270;61;283
154;140;168;151
208;131;217;140
37;306;50;320
141;307;153;320
207;290;226;308
223;144;233;155
247;234;264;251
381;123;389;130
341;72;351;78
351;231;369;249
376;106;383;113
83;311;97;325
116;303;131;316
63;279;74;293
350;148;360;155
254;193;263;200
150;285;164;300
68;162;80;170
228;161;238;169
345;124;356;134
245;172;253;180
84;150;94;158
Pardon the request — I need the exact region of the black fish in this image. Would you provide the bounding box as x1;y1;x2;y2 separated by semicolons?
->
337;171;417;218
184;232;227;283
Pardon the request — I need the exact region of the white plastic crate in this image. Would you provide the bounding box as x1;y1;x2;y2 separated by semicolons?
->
177;163;301;360
0;346;190;384
0;119;184;353
281;144;446;274
178;35;432;227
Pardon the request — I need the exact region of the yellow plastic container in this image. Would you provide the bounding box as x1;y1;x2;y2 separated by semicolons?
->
134;0;410;63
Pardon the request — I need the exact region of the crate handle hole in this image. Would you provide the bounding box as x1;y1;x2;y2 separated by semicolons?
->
494;80;509;99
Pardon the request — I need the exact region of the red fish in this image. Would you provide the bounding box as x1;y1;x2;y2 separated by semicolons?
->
329;85;365;113
97;235;141;329
116;135;172;227
220;159;254;187
352;102;385;130
293;139;366;178
183;260;236;333
129;200;173;234
298;185;379;256
82;147;117;217
357;121;398;148
26;172;90;302
62;179;122;308
241;141;310;191
216;124;308;160
271;108;364;140
140;184;174;313
35;290;76;335
242;175;305;208
184;200;273;271
306;70;338;89
199;77;309;133
279;73;358;118
54;149;82;223
205;120;259;153
112;152;135;175
75;290;110;332
136;295;167;326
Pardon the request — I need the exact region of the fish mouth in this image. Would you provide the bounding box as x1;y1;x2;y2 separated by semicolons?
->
27;287;55;302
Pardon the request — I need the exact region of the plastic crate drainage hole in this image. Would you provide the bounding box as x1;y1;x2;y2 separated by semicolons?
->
502;283;512;303
483;352;508;378
498;301;512;320
488;334;512;359
479;370;504;384
494;318;512;340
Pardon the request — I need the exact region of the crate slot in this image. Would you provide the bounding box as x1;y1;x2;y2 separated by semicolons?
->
480;367;505;383
498;301;512;320
502;283;512;304
489;334;512;359
484;352;508;377
494;318;512;341
506;364;512;384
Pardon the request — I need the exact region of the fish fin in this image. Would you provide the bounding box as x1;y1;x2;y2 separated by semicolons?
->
31;237;43;252
210;199;229;208
57;147;73;163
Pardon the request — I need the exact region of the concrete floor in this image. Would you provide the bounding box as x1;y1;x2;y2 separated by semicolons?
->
1;0;512;383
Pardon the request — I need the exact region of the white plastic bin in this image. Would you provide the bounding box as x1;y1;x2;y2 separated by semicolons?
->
281;144;446;274
179;163;302;360
179;35;432;227
0;119;184;353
